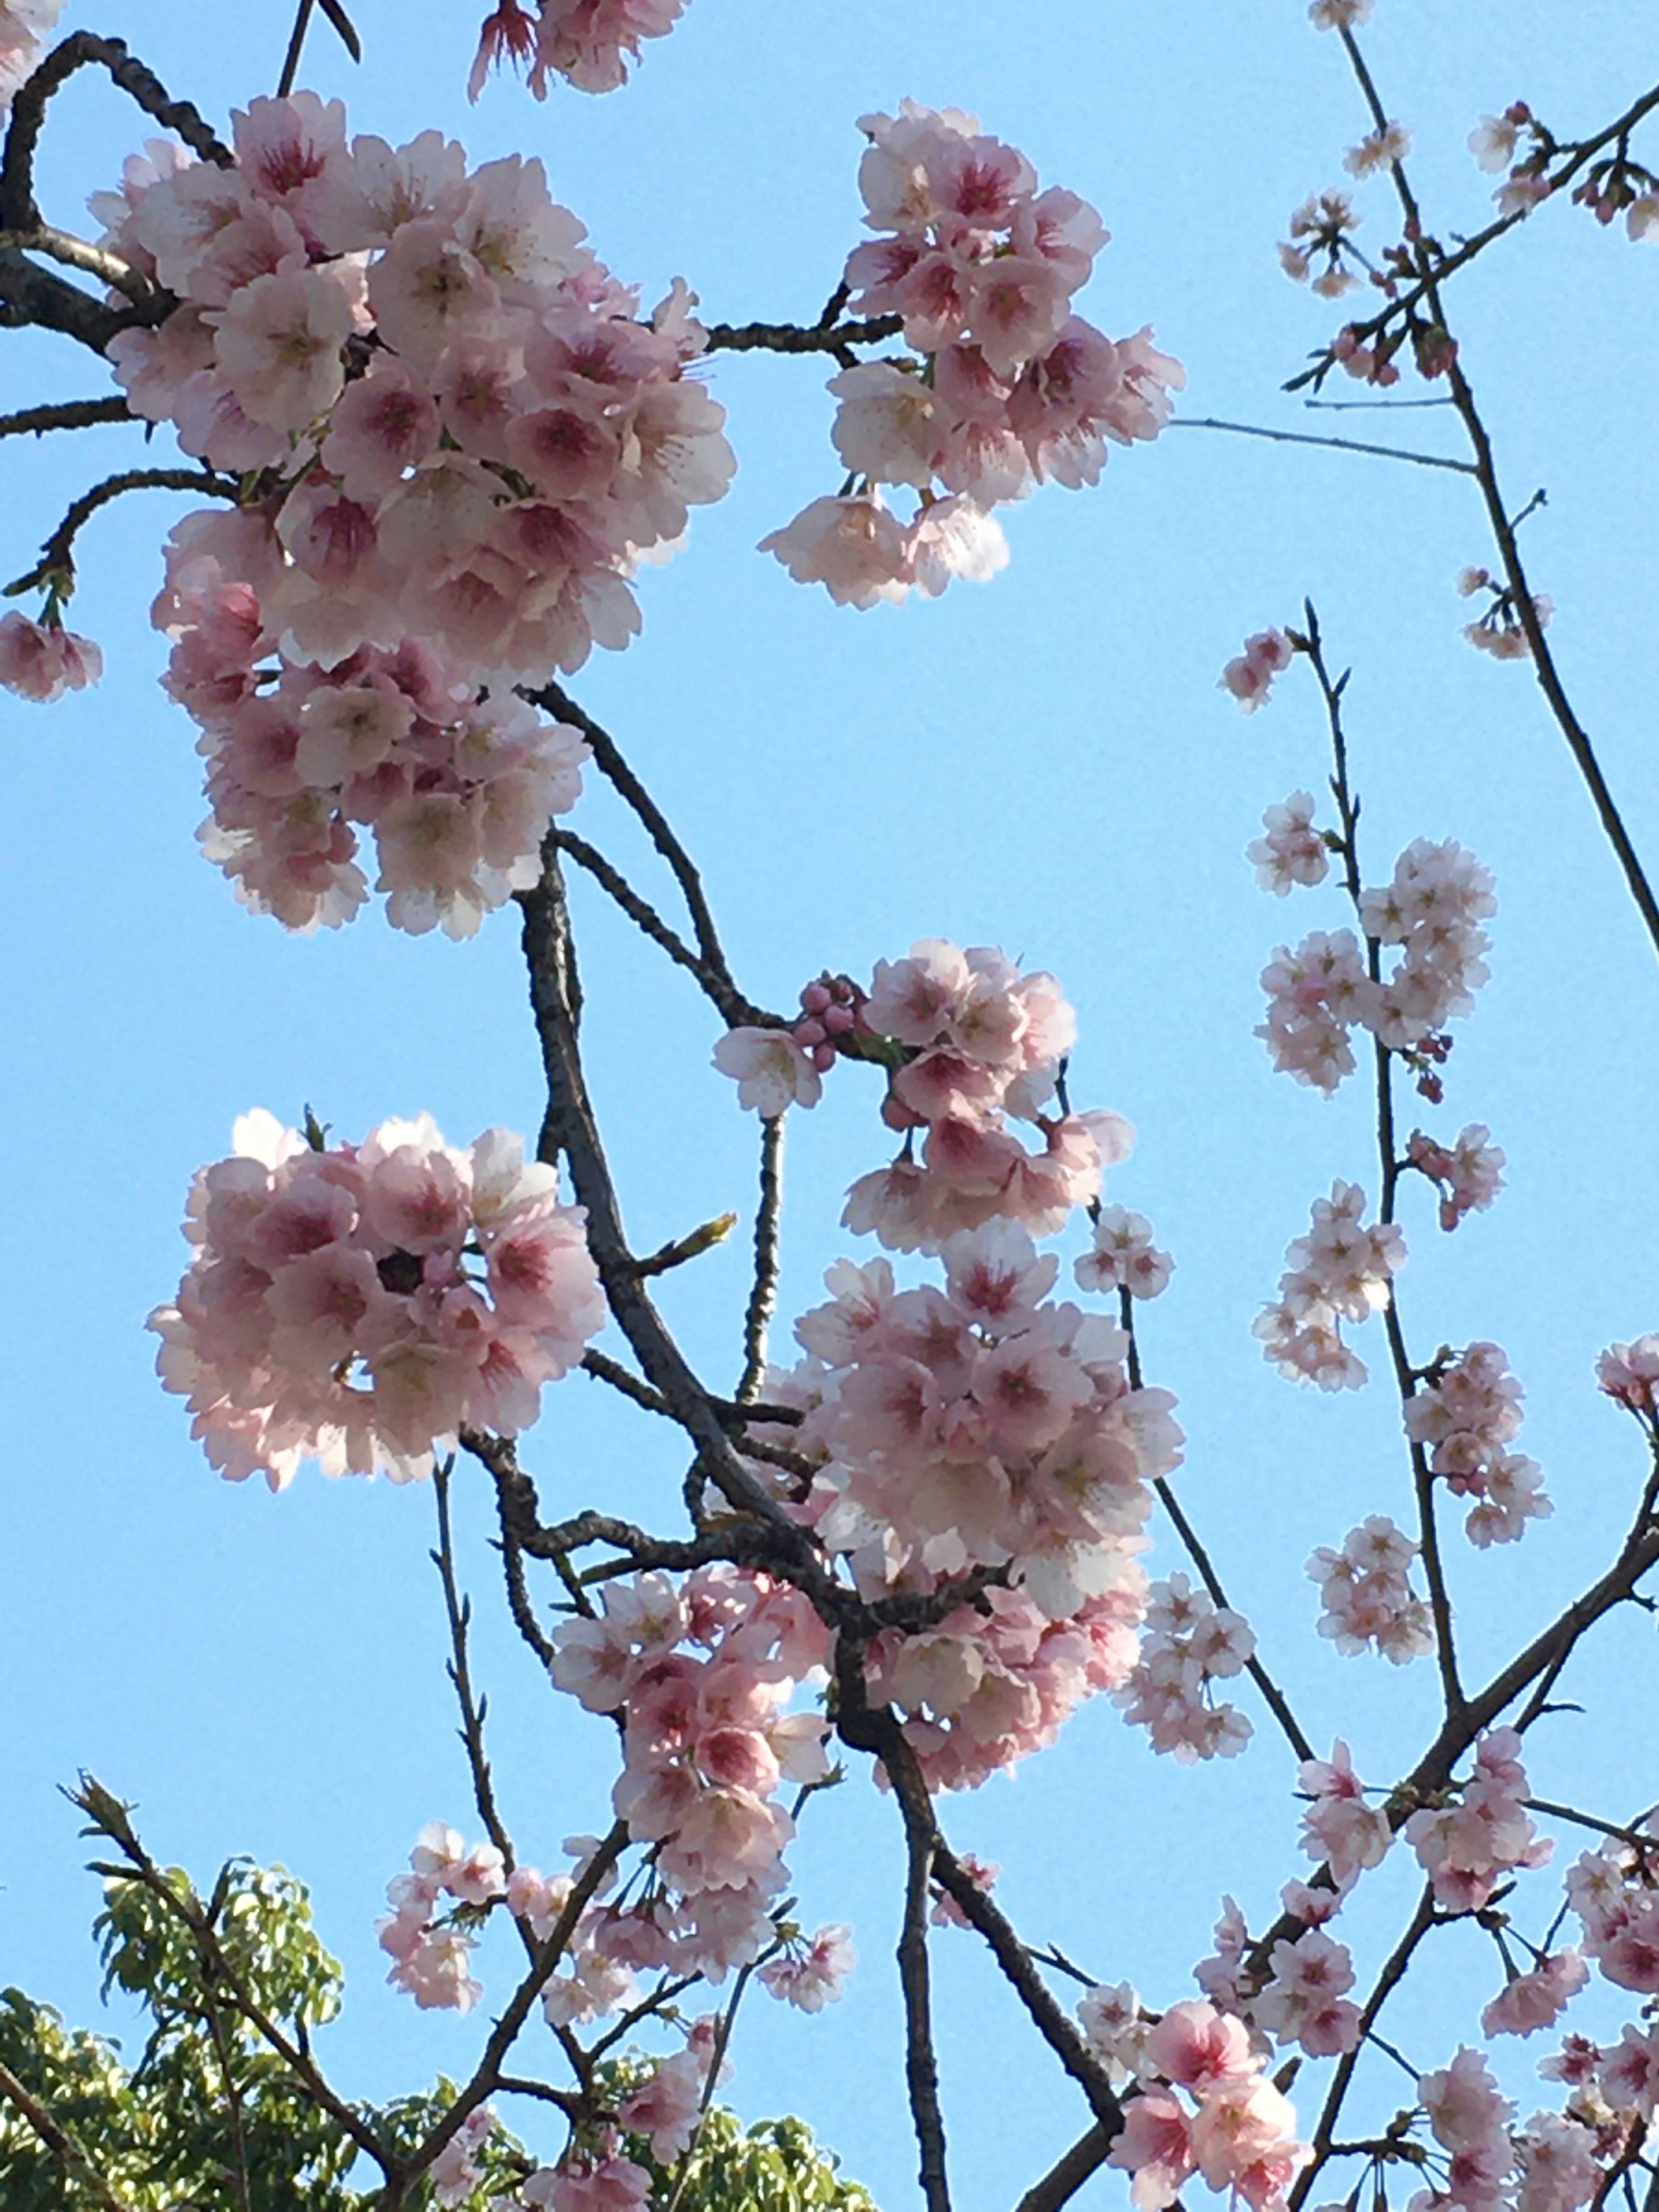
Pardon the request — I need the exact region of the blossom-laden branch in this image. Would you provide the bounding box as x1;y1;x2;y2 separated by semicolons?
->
0;2056;140;2212
1316;26;1659;967
1301;612;1465;1719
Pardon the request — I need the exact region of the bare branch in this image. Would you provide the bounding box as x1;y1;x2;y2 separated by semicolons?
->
0;394;131;439
737;1116;785;1404
703;312;903;355
6;465;238;596
1170;414;1476;476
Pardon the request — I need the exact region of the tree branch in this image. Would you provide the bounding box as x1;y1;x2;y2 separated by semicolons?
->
737;1116;784;1403
0;2058;140;2212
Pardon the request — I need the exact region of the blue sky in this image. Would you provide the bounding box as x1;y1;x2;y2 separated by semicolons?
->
5;2;1659;2205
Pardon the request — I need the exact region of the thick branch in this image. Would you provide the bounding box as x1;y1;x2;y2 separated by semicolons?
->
0;2059;138;2212
703;313;903;355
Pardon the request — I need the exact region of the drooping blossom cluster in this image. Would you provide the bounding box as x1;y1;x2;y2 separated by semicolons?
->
1405;1729;1550;1913
378;1820;507;2013
1276;191;1361;299
1459;569;1555;660
1408;1125;1506;1230
431;2103;500;2205
1567;1827;1659;1994
1192;1890;1363;2064
1481;1950;1588;2040
1411;2048;1516;2212
1104;1999;1309;2212
758;1922;857;2012
1259;839;1496;1093
469;0;687;99
1405;1343;1550;1548
92;96;732;926
0;0;61;111
1255;1180;1405;1391
1596;1334;1659;1422
157;530;589;931
763;1222;1180;1788
1344;121;1411;178
1075;1205;1174;1301
1077;1978;1150;2084
0;610;102;702
1246;791;1329;894
149;1110;605;1486
1307;1515;1435;1662
1298;1739;1394;1886
761;101;1183;607
715;940;1131;1256
547;1567;834;1981
1114;1573;1254;1763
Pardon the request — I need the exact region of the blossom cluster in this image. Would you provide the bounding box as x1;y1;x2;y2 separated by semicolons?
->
1246;790;1328;894
0;610;102;703
716;939;1131;1258
761;100;1183;607
1259;838;1496;1093
0;0;61;112
1255;1180;1405;1391
93;95;731;927
157;532;589;932
1597;1334;1659;1420
766;1220;1181;1787
469;0;688;99
1405;1343;1550;1548
1075;1205;1174;1301
1113;1573;1255;1763
547;1567;836;1983
379;1820;507;2012
1406;1729;1549;1914
1104;1999;1309;2211
1459;569;1555;660
1298;1739;1394;1885
1408;1124;1506;1230
1307;1514;1435;1662
149;1110;604;1486
1567;1829;1659;1994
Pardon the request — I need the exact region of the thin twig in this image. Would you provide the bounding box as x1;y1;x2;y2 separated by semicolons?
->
6;466;238;595
550;826;769;1026
1169;414;1476;476
0;394;131;438
433;1458;518;1882
737;1117;784;1403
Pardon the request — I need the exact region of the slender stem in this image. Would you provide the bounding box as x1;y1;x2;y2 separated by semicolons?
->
737;1117;785;1403
433;1459;521;1904
276;0;317;95
6;466;238;596
0;395;131;438
552;827;769;1027
1170;415;1475;476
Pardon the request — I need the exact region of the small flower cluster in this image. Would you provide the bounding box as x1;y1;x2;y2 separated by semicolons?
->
378;1820;507;2012
469;0;687;99
1405;1343;1550;1548
1105;1999;1309;2212
548;1567;833;1981
1255;1181;1405;1392
149;1111;604;1486
1247;791;1329;894
0;0;62;112
1412;2048;1516;2212
761;101;1182;607
1114;1573;1255;1763
1544;2023;1659;2125
431;2104;499;2206
1406;1729;1550;1913
1344;121;1411;179
1221;628;1296;711
94;98;730;925
1458;569;1555;660
1408;1125;1506;1230
1075;1205;1174;1301
158;534;589;932
1307;1515;1435;1662
1597;1335;1659;1422
1277;191;1361;299
1567;1829;1659;1994
758;1922;857;2012
1260;839;1496;1093
1481;1949;1588;2040
1308;0;1371;28
716;939;1131;1257
0;610;102;703
1298;1740;1394;1885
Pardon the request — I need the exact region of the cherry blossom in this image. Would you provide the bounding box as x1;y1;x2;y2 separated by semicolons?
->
1075;1207;1173;1300
759;1923;856;2011
1567;1833;1659;1993
1595;1334;1659;1418
1108;1998;1308;2212
1481;1950;1588;2038
766;103;1181;605
1115;1573;1254;1763
1256;1182;1405;1392
1307;1515;1434;1662
1408;1125;1506;1230
1405;1343;1550;1546
1406;1729;1550;1913
1299;1740;1394;1884
1344;122;1411;178
0;610;103;702
1248;792;1330;894
1221;629;1295;712
0;0;63;111
149;1113;604;1485
378;1821;507;2013
1412;2048;1514;2212
712;1027;825;1116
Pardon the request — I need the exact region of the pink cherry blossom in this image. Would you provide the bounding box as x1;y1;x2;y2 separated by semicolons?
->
0;612;103;702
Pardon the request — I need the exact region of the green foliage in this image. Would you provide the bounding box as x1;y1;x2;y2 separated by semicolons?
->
0;1847;877;2211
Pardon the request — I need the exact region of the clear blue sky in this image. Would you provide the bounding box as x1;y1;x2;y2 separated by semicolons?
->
5;3;1659;2205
